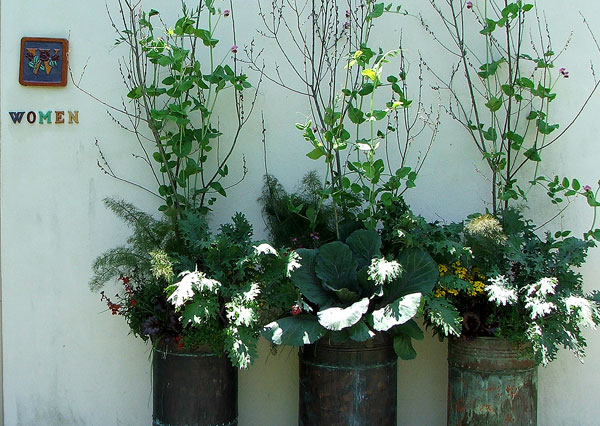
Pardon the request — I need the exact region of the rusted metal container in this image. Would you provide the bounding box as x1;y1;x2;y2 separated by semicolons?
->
152;347;238;426
298;334;397;426
447;337;537;426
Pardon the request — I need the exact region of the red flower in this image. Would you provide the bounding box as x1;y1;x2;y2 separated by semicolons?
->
175;335;185;350
290;305;302;316
130;298;138;307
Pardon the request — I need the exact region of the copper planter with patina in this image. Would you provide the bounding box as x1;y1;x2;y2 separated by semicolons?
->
447;337;537;426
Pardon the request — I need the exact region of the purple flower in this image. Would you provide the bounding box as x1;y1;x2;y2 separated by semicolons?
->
140;316;161;336
344;21;351;30
231;45;238;54
223;9;230;17
466;1;473;9
345;9;351;18
559;67;569;78
584;185;592;192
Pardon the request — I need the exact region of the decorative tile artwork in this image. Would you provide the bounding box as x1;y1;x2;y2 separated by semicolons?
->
19;37;68;86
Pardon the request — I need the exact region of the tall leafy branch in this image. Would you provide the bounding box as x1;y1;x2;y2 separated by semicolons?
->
421;0;600;238
75;0;260;220
249;0;438;236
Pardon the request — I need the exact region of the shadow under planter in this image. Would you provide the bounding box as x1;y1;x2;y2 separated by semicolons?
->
299;334;397;426
153;347;238;426
447;337;537;426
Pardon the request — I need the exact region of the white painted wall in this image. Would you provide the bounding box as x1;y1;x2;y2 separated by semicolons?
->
1;1;599;425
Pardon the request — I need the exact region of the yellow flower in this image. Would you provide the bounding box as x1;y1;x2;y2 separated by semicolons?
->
455;266;468;280
434;288;446;298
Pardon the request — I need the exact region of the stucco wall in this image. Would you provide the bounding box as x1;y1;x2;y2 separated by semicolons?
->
1;1;600;425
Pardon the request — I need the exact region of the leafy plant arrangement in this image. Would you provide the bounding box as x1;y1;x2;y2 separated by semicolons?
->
85;1;290;369
263;228;438;359
389;0;600;364
92;198;296;368
387;208;600;365
253;0;440;357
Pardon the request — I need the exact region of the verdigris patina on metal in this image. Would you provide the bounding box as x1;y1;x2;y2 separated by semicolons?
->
152;347;238;426
448;337;537;426
299;333;397;426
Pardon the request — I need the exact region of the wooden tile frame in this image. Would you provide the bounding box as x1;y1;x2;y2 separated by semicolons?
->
19;37;69;87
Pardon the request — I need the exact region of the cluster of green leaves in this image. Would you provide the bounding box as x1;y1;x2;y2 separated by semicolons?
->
258;172;338;249
91;198;296;368
165;213;296;367
117;1;251;218
388;206;600;364
262;228;438;359
428;0;600;236
254;0;438;357
379;207;468;337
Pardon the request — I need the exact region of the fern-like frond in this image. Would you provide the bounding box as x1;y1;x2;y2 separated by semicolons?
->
89;246;149;291
90;198;176;292
258;173;336;248
104;197;164;250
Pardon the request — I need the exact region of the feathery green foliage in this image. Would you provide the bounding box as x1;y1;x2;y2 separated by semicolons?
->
90;198;174;292
259;172;337;249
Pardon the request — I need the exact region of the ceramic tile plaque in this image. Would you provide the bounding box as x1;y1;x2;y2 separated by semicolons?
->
19;37;68;86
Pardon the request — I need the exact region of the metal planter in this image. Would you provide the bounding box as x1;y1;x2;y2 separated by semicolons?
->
298;334;397;426
152;347;238;426
447;337;537;426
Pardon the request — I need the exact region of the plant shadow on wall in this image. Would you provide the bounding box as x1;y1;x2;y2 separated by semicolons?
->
83;0;297;372
392;0;600;367
247;0;442;359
